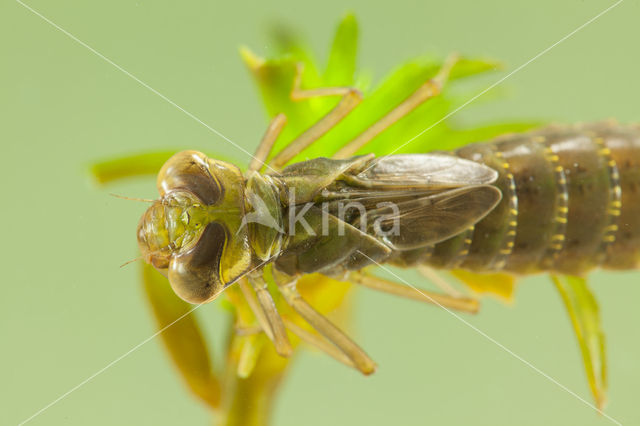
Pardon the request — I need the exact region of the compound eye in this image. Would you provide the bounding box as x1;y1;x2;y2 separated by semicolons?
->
158;151;222;205
168;222;227;304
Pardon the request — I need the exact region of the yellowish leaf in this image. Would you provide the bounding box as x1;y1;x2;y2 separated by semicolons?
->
451;269;516;302
552;275;607;410
142;263;220;409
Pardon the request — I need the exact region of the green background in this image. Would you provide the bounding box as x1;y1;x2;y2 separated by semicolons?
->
2;0;639;425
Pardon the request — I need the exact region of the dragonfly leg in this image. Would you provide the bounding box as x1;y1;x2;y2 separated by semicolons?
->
417;265;466;299
249;113;287;172
238;279;272;339
239;276;293;357
269;63;363;169
350;271;479;314
282;317;355;369
276;276;377;375
333;53;460;159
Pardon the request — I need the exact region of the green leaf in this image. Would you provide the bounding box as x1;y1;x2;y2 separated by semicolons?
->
91;151;178;184
365;57;505;155
242;40;519;165
317;59;448;158
91;150;241;184
313;57;504;158
324;13;358;87
551;275;607;410
449;57;502;80
240;49;326;135
269;23;321;84
142;263;221;409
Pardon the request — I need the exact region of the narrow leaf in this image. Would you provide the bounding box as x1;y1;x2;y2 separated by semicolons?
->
240;48;335;142
304;59;449;159
451;270;516;302
324;13;358;86
551;275;607;410
91;150;241;184
313;57;504;158
269;23;321;84
91;151;178;184
142;263;220;409
449;57;502;80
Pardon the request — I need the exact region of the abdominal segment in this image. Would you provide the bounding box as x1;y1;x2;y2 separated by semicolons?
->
396;122;640;275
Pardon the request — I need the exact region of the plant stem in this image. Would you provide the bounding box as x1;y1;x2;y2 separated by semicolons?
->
217;341;291;426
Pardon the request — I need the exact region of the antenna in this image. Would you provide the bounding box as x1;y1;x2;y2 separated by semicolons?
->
109;193;155;203
120;255;144;268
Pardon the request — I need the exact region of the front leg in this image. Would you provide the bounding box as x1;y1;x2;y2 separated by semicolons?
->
239;273;292;358
274;270;377;375
249;113;287;172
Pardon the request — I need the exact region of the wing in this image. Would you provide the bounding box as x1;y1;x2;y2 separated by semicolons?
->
320;154;501;249
351;154;498;189
275;154;497;204
357;185;502;250
276;154;501;254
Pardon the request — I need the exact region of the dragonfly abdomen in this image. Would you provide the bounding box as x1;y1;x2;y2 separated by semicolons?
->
421;122;640;275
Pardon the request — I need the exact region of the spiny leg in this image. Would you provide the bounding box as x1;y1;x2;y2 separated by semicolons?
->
276;276;377;375
249;275;293;357
269;63;363;169
350;271;479;313
282;318;355;369
249;113;287;172
239;276;293;357
238;279;272;339
237;282;357;369
334;53;460;159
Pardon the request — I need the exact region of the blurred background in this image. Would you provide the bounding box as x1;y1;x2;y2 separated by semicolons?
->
1;0;639;425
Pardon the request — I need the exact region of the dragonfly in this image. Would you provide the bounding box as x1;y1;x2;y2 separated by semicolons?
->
136;49;638;397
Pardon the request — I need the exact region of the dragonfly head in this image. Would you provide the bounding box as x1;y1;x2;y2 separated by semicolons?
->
137;151;252;304
136;192;204;270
